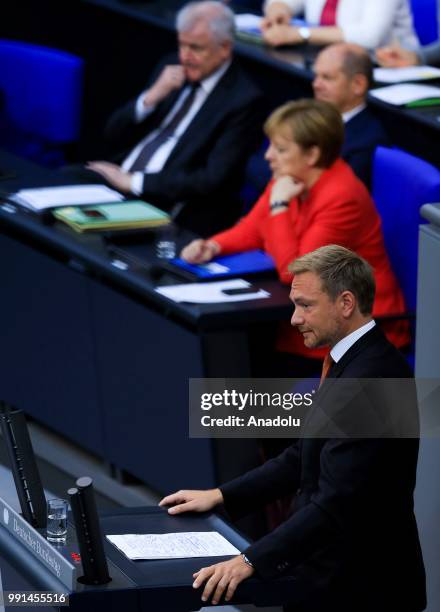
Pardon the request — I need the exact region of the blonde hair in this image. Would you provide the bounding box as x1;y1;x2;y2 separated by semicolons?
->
290;245;375;315
264;99;344;168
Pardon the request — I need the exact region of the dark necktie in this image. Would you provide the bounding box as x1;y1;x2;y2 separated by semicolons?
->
320;0;339;26
128;82;199;173
319;351;334;387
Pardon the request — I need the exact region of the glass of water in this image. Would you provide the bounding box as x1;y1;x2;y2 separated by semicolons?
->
47;498;68;544
155;224;177;260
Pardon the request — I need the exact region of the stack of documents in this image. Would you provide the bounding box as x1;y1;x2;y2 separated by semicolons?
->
106;531;240;561
155;278;270;304
374;65;440;84
53;201;170;232
370;83;440;106
10;184;124;211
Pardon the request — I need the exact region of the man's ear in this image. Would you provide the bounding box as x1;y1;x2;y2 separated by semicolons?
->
220;40;233;61
351;73;368;98
339;290;356;318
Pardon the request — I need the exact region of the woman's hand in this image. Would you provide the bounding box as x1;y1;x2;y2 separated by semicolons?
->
159;488;224;515
180;239;220;263
376;45;419;67
270;176;305;209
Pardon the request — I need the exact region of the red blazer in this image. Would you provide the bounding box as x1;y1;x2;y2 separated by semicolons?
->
212;159;409;358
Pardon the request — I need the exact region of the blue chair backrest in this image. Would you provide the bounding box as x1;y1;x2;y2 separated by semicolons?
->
0;39;83;143
410;0;439;44
372;147;440;313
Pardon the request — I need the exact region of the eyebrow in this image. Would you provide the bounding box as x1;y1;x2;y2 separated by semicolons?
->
294;297;314;305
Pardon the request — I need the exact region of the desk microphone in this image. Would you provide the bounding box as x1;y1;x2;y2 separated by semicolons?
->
0;403;47;528
68;477;111;585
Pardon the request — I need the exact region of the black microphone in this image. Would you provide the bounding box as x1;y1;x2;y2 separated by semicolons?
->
68;477;111;585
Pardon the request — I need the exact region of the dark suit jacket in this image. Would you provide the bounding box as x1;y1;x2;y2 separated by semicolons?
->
220;326;426;612
343;108;389;190
104;58;264;236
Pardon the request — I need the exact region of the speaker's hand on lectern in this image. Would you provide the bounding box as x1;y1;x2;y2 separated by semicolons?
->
159;488;223;514
193;555;254;605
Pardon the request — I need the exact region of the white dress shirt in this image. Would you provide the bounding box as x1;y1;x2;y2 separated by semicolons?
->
330;320;376;363
122;61;231;195
265;0;419;49
342;103;366;124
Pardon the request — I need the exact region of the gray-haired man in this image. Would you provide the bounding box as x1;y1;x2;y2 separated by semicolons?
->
87;1;263;236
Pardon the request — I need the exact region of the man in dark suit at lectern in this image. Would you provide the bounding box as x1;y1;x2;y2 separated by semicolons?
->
160;245;426;612
85;1;263;236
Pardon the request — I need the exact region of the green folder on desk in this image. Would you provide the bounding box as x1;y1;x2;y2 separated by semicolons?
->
53;201;170;232
405;98;440;108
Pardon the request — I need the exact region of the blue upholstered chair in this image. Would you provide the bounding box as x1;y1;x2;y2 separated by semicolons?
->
0;39;84;167
372;146;440;319
410;0;439;44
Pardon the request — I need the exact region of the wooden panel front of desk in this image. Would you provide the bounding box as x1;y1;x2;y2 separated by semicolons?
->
0;230;259;492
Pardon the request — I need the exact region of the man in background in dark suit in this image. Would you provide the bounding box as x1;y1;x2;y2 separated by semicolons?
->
159;245;426;612
242;42;385;200
313;42;388;189
85;1;263;236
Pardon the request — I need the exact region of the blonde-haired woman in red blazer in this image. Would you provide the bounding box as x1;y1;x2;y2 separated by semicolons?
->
181;99;409;362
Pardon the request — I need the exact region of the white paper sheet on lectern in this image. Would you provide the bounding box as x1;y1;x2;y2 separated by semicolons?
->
106;531;240;560
155;278;270;303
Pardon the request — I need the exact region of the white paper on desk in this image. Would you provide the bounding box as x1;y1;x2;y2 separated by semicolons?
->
11;184;124;211
370;83;440;105
106;531;240;560
235;13;262;31
155;278;270;303
374;65;440;84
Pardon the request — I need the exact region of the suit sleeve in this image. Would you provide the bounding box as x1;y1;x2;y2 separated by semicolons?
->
342;148;373;189
419;41;440;66
220;441;301;520
244;437;390;578
103;56;173;149
104;99;139;147
138;100;264;204
342;115;389;189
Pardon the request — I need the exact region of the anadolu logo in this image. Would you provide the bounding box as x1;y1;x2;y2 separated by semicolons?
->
3;507;9;525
